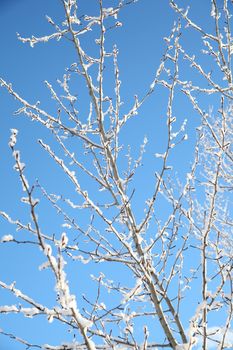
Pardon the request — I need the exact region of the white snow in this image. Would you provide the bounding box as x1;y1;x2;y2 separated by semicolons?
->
39;261;50;271
1;234;13;242
60;232;68;248
88;338;96;350
154;152;166;159
175;344;188;350
75;310;93;329
44;244;52;257
8;128;18;148
0;305;18;313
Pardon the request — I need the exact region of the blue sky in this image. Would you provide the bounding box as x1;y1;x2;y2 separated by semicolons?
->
0;1;232;349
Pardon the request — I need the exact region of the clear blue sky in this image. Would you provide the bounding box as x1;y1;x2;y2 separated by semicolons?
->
0;1;230;349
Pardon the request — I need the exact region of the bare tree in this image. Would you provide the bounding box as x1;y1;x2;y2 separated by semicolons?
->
0;1;233;349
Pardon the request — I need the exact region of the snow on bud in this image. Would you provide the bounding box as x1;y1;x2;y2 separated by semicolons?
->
32;198;40;207
170;117;176;124
137;234;143;245
115;21;122;27
8;129;18;148
125;325;133;334
61;223;72;229
99;302;106;309
76;311;93;329
47;314;54;323
46;16;54;25
74;255;90;264
21;197;30;204
21;197;40;207
0;305;18;313
180;119;187;131
39;261;50;271
103;7;113;15
171;131;178;139
164;36;170;43
22;307;39;318
60;232;68;248
1;234;14;242
210;4;216;18
44;244;52;257
154;152;165;159
150;80;156;90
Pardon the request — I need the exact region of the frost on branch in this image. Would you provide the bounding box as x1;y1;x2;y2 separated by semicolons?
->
1;0;233;350
8;128;18;148
175;345;188;350
1;235;14;242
